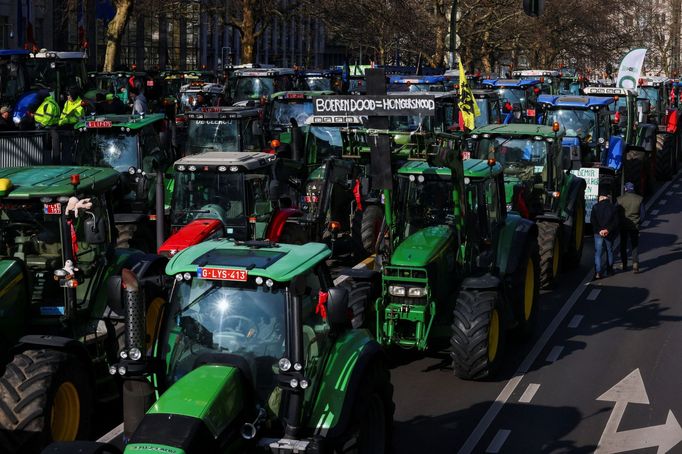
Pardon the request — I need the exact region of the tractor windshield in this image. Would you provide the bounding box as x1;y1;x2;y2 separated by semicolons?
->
0;200;63;266
167;279;286;398
389;115;432;132
475;99;498;128
544;109;597;140
0;60;28;101
301;77;331;91
474;137;547;168
308;126;344;162
499;88;527;107
395;174;454;236
74;131;139;172
559;80;581;95
27;59;87;97
637;87;660;106
233;77;277;101
186;119;241;153
270;99;314;129
171;171;247;229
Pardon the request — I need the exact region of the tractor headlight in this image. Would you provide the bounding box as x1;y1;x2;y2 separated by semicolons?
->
407;287;427;297
388;285;406;297
129;347;142;361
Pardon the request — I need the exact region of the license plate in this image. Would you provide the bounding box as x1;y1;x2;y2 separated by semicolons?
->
43;203;61;214
86;120;112;128
527;109;536;117
461;151;471;160
196;267;248;281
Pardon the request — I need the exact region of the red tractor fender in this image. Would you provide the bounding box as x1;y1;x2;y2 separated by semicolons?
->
265;208;303;241
157;219;224;257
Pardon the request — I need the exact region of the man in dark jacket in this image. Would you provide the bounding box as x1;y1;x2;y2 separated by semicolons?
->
617;182;645;273
591;190;619;279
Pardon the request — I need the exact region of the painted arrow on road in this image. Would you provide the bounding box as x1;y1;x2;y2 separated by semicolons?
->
595;369;682;453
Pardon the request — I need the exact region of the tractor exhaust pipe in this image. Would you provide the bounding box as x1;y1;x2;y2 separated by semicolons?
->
241;408;267;440
120;269;154;440
155;171;165;251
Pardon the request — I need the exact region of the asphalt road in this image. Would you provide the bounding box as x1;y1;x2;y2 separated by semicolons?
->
390;174;682;453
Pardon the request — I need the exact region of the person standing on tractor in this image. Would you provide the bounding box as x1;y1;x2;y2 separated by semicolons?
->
617;182;645;273
34;90;61;128
58;87;85;127
591;189;620;279
0;105;15;130
130;86;148;115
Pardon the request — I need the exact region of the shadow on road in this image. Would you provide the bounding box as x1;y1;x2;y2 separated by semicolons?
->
392;401;598;453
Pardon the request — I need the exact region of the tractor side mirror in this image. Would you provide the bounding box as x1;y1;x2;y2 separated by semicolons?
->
84;215;107;244
327;287;350;332
107;275;124;315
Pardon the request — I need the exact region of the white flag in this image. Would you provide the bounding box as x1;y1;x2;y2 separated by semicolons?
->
616;49;647;89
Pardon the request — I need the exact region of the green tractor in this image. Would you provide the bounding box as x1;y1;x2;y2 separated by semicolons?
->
72;114;173;250
375;134;540;379
183;106;267;156
0;166;167;452
266;91;335;151
467;124;586;288
45;240;394;453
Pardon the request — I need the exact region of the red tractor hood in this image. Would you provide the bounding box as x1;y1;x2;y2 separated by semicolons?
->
158;219;224;257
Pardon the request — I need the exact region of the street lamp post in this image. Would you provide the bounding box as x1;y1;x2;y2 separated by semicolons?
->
449;0;457;68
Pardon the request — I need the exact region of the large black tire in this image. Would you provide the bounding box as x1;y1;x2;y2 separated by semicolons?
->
656;133;674;181
537;222;561;289
0;350;92;453
278;222;307;244
338;279;374;330
450;290;505;380
359;205;384;254
564;195;585;269
334;359;394;453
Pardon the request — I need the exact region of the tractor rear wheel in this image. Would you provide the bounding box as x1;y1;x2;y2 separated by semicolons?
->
359;205;384;255
538;222;561;289
336;359;394;453
564;195;585;269
450;290;505;380
0;350;92;453
338;279;374;329
656;133;674;181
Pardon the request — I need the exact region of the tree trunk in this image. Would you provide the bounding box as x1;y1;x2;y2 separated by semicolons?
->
103;0;134;71
241;4;256;63
433;23;445;67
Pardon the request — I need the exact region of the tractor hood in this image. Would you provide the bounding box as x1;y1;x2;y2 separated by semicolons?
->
390;226;453;267
159;219;224;257
125;365;247;453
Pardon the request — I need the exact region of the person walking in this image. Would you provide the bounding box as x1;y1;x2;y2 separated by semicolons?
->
617;182;645;273
591;190;620;279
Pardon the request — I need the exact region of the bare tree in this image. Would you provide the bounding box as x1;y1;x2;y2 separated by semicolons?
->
103;0;134;71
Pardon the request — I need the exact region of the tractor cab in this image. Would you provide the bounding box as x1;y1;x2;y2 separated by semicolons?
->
184;106;265;155
27;50;89;104
557;68;587;95
0;50;31;107
583;87;637;144
388;75;447;93
482;78;542;123
159;69;217;100
266;91;334;141
637;77;673;125
295;69;343;93
512;70;560;94
228;68;296;103
85;71;146;105
431;89;501;132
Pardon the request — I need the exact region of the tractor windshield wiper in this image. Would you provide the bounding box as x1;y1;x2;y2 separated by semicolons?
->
177;282;221;316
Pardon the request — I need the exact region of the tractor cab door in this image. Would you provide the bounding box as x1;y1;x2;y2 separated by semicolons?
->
465;176;505;271
244;173;273;239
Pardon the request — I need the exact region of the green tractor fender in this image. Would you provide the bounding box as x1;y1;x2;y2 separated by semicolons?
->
495;214;538;278
307;329;383;438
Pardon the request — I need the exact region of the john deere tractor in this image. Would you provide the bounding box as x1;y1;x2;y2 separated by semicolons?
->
375;134;540;379
0;166;167;452
467;124;586;288
44;240;394;453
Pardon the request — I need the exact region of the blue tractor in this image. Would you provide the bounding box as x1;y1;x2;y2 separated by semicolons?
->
483;78;542;123
538;94;624;221
387;75;447;92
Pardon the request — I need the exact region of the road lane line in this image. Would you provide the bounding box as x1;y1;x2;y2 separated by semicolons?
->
485;429;511;453
587;289;601;301
659;199;667;206
97;422;124;443
546;346;564;363
518;383;541;403
568;314;584;328
666;191;673;196
651;209;660;216
458;177;675;454
641;220;651;228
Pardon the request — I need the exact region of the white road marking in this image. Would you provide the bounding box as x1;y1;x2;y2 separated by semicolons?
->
485;429;511;453
568;314;584;328
97;422;124;443
666;191;674;196
457;177;676;454
587;289;601;301
651;209;660;216
641;220;651;228
659;199;667;205
595;369;682;453
518;383;541;403
545;346;564;363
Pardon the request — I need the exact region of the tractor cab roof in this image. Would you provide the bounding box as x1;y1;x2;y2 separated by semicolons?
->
482;79;540;88
31;50;86;60
472;88;499;99
166;239;331;283
537;95;613;108
470;123;562;139
512;70;560;78
173;152;275;172
582;87;636;97
160;70;215;78
233;68;295;77
389;75;446;84
396;159;503;179
179;82;223;94
296;69;341;77
639;76;671;87
0;166;119;198
186;106;261;119
270;90;335;100
0;50;31;57
305;115;365;126
74;113;165;131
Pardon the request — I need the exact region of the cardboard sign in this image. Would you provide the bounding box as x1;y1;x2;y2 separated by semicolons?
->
570;167;599;223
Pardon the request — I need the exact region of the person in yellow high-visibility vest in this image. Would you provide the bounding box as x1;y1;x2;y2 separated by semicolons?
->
58;87;85;127
34;91;61;127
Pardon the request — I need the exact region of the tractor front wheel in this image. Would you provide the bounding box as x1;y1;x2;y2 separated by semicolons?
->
538;222;561;289
450;290;505;380
338;279;375;330
0;350;92;453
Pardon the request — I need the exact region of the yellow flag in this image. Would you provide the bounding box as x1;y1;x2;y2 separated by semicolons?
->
457;59;480;130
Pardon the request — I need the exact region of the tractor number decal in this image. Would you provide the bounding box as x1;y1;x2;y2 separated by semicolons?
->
196;267;248;281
